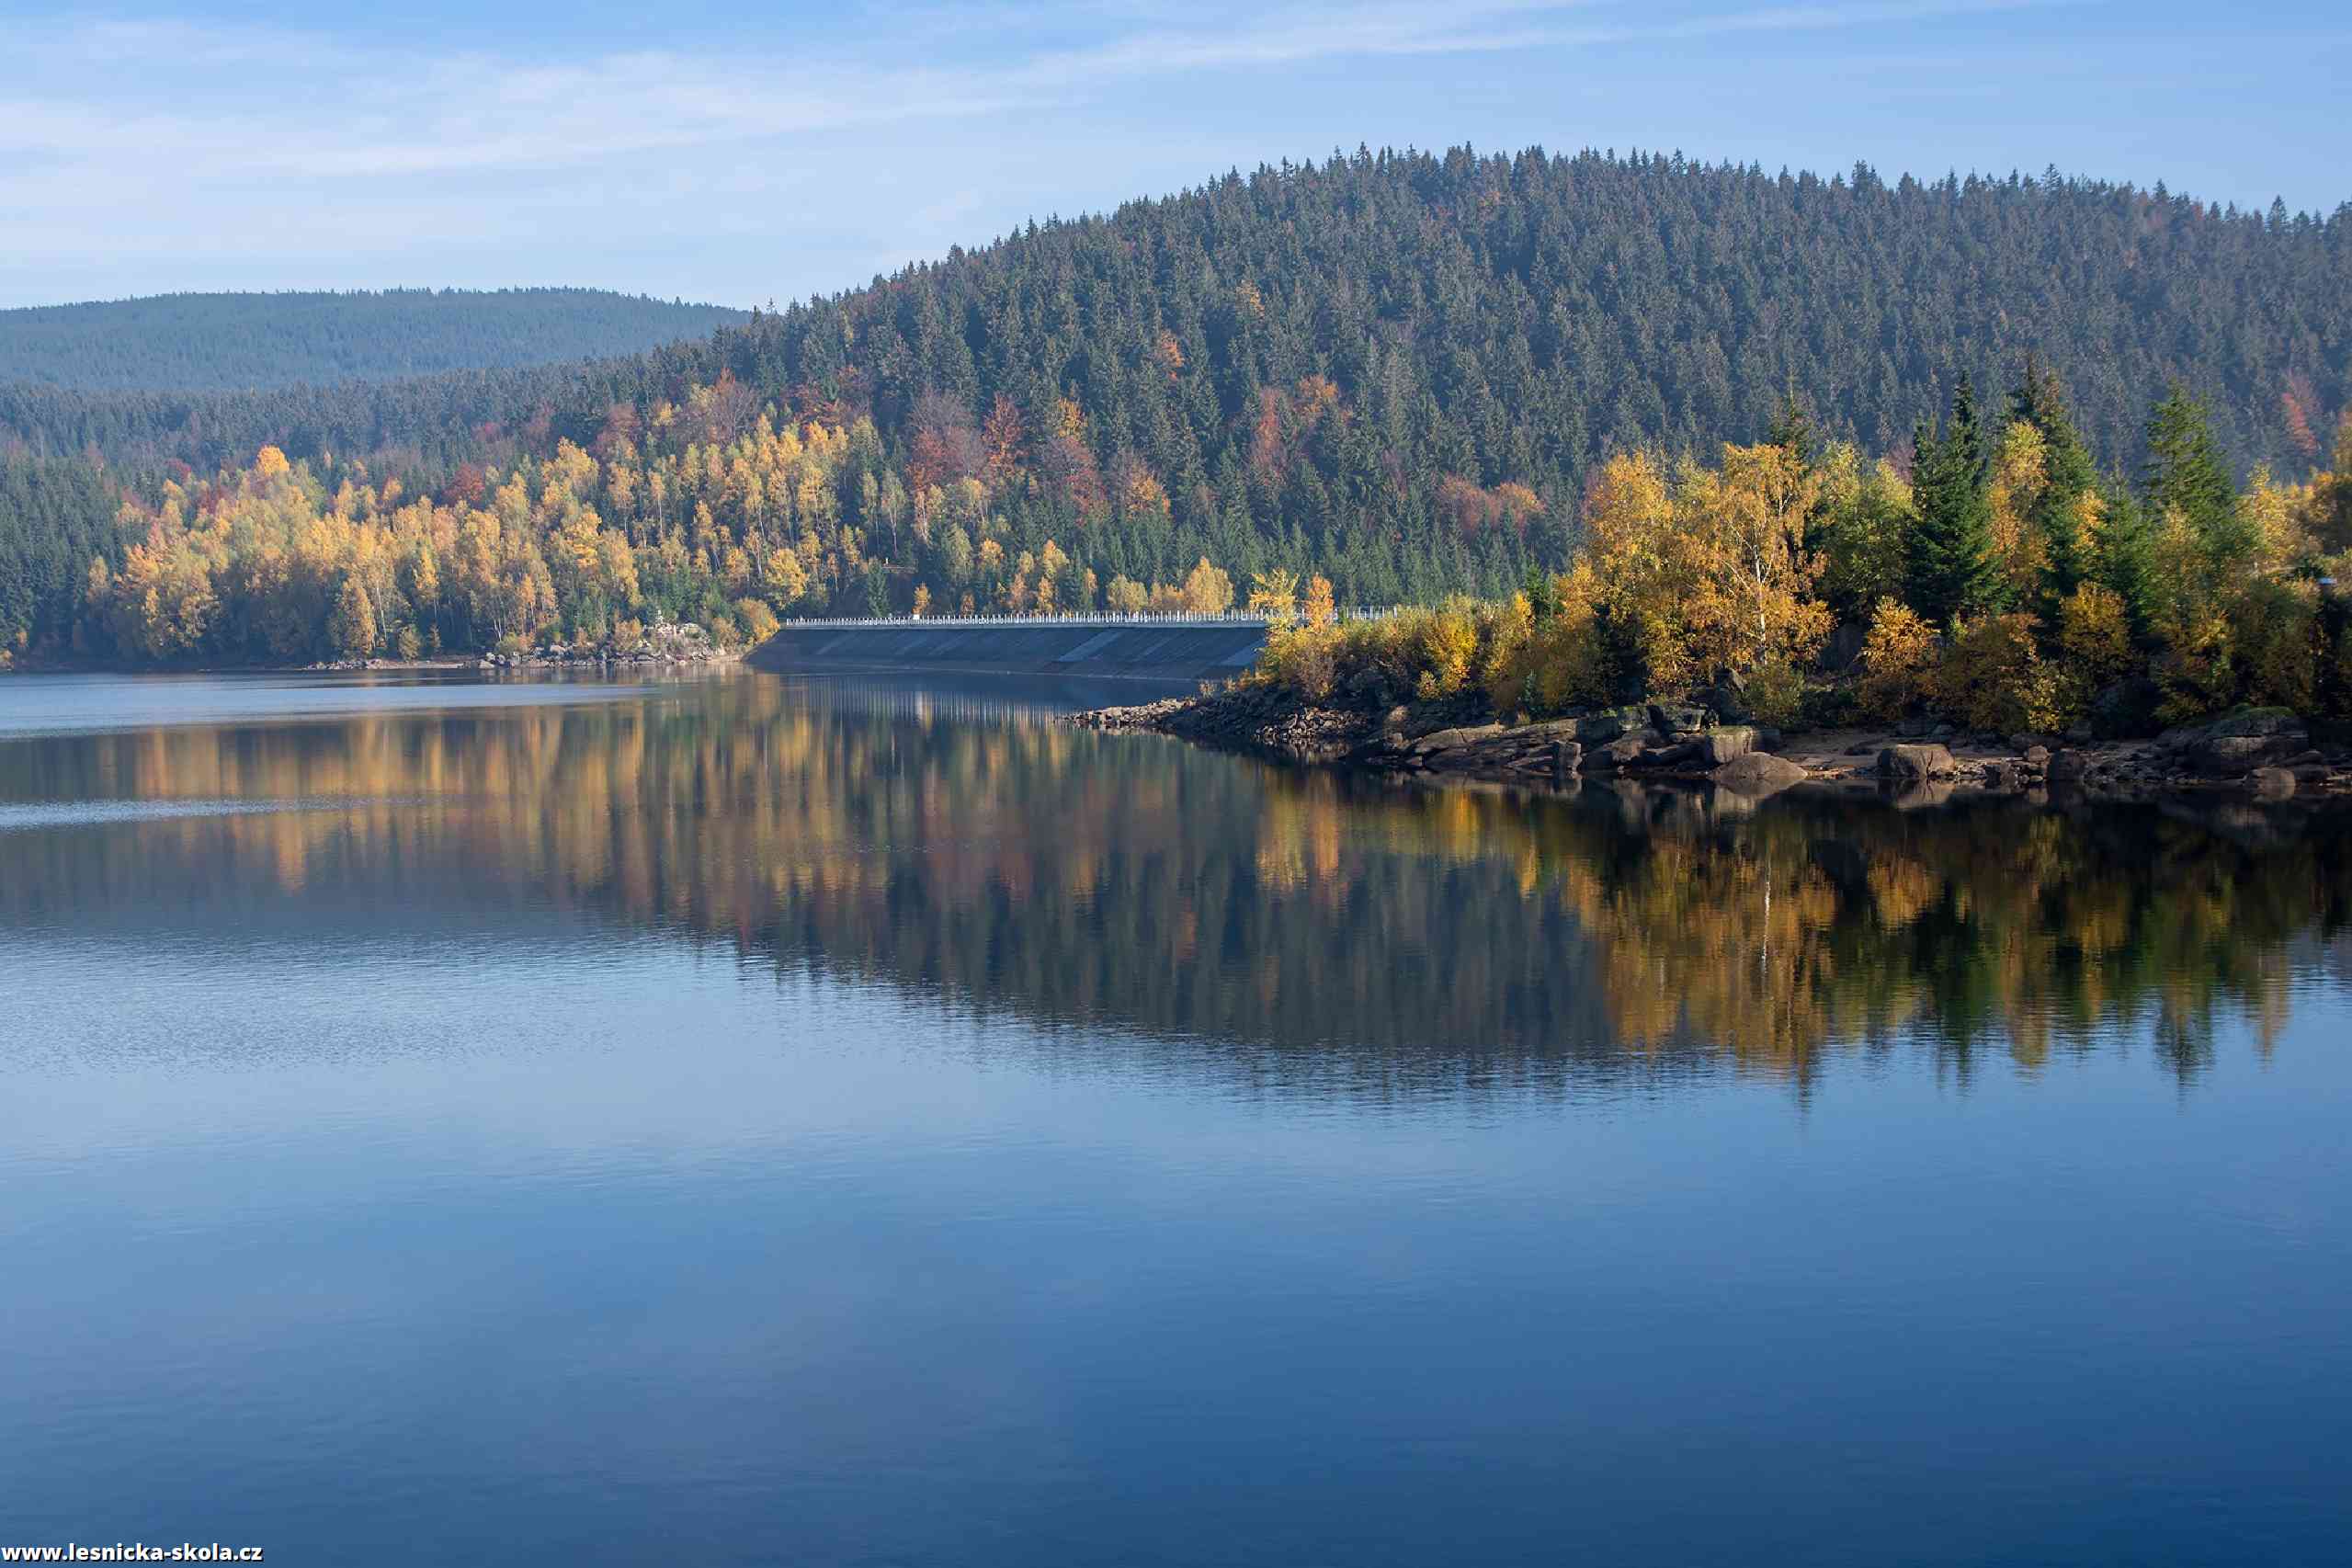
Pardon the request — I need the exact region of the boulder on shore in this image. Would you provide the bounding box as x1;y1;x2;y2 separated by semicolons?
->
1409;723;1504;756
1712;752;1810;795
1648;701;1710;737
1877;744;1957;781
1699;726;1758;766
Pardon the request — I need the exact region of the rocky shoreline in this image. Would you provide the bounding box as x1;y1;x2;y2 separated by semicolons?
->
1069;687;2352;801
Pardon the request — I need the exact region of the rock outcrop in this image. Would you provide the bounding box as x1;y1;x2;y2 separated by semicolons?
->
1877;744;1957;781
1072;687;2352;803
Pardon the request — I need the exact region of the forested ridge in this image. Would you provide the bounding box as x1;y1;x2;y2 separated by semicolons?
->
0;288;746;392
3;144;2348;662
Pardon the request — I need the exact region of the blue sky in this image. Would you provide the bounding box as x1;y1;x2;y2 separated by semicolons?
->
1;1;2345;309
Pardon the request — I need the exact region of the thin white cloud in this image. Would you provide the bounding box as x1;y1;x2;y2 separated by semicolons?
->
0;0;2110;303
1;2;2049;184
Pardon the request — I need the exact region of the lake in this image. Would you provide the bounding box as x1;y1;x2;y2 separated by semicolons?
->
2;669;2346;1566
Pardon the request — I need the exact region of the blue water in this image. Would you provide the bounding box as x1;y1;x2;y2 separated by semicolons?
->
1;672;2346;1565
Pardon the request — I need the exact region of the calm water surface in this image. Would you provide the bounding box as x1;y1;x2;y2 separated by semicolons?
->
2;670;2346;1566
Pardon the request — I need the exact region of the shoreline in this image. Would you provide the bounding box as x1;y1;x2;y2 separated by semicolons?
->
1069;687;2352;802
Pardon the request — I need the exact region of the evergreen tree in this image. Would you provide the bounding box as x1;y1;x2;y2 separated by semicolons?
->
2142;383;2245;560
2094;472;2159;632
1906;377;1996;626
2006;358;2102;601
1767;379;1819;472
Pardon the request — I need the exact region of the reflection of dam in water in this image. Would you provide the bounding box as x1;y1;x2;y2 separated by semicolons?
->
750;615;1270;684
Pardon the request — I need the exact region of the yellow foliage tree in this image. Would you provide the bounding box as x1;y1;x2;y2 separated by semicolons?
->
1858;599;1938;721
1302;574;1336;629
1181;558;1234;615
1246;568;1301;620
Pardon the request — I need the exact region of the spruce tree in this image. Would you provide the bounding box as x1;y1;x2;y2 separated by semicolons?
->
1767;379;1819;472
1906;376;1996;626
2142;383;2244;560
2006;358;2102;602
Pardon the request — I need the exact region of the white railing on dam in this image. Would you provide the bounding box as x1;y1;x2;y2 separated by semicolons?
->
773;608;1400;631
776;611;1269;630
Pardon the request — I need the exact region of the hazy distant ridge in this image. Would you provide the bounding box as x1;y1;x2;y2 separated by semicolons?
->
0;288;748;392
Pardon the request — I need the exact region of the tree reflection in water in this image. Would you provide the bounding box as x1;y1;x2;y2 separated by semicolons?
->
3;673;2343;1093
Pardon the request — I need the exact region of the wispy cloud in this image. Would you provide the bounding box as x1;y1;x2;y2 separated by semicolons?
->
1;2;2048;183
0;0;2319;307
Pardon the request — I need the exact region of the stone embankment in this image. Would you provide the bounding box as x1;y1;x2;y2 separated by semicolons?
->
479;621;736;670
1071;687;2352;801
298;621;740;674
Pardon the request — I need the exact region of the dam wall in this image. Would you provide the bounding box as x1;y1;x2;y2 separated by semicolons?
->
748;615;1271;687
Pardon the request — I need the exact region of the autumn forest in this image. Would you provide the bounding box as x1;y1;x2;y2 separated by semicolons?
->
3;145;2348;687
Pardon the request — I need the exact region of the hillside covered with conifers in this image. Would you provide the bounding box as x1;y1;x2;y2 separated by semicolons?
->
2;145;2348;661
0;288;747;392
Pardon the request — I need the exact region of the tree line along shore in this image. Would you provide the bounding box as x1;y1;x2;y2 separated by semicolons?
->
1077;367;2352;801
6;347;2350;803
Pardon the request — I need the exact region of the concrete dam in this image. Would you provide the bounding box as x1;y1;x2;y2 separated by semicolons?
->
748;616;1272;687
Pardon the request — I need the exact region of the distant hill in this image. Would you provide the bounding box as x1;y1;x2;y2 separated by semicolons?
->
0;288;747;392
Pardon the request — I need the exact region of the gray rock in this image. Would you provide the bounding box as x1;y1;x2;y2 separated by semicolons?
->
1699;726;1758;766
2047;749;2090;785
1712;752;1810;794
1648;701;1710;737
2022;744;2051;766
2202;708;2304;740
2190;733;2301;778
1576;708;1647;745
1410;723;1505;756
1877;744;1957;781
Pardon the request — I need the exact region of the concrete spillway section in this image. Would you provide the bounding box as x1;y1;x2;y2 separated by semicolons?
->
748;617;1271;686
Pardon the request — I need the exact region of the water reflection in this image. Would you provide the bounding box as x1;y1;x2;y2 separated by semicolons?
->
1;672;2344;1090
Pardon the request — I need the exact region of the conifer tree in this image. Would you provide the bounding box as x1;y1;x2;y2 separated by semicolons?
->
1906;377;1996;626
2006;358;2102;602
1767;379;1819;472
2142;383;2244;561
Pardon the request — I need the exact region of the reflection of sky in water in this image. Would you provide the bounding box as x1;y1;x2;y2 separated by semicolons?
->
0;669;648;737
0;795;434;829
0;670;2346;1565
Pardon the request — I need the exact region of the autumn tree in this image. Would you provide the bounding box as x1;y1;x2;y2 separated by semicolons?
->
1302;574;1336;629
1246;568;1301;620
1181;558;1234;615
327;575;378;657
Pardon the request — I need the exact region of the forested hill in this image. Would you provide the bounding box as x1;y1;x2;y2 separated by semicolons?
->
3;146;2347;650
0;288;748;392
8;149;2347;490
